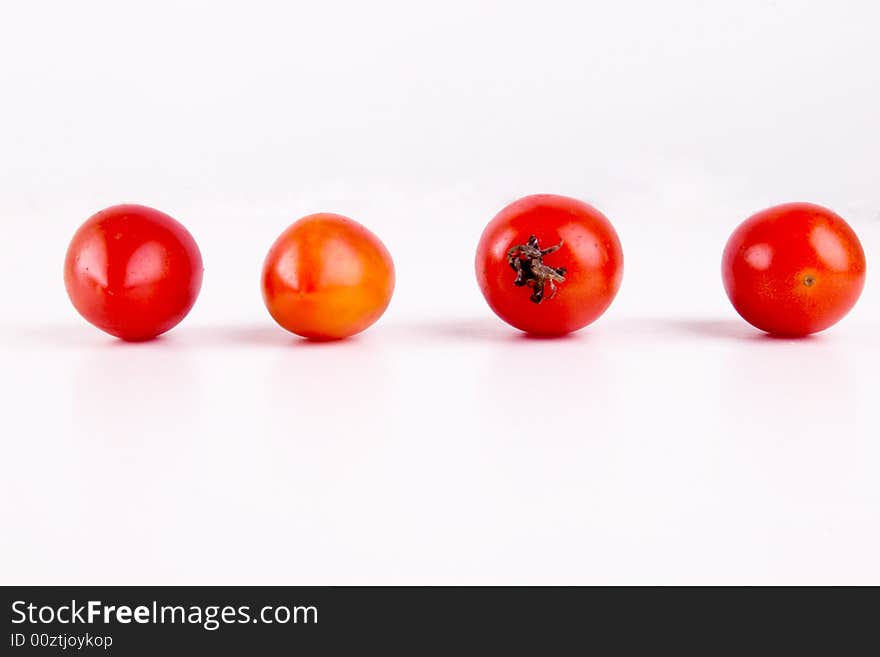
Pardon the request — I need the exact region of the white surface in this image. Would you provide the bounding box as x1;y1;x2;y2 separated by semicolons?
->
1;0;879;584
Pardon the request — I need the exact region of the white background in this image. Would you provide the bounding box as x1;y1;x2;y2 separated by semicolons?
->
1;0;879;584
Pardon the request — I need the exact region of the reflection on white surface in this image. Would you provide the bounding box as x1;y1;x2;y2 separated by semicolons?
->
2;316;878;584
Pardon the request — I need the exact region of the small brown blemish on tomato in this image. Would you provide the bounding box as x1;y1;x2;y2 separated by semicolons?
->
803;274;816;287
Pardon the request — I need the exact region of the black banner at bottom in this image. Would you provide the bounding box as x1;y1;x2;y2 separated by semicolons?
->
2;586;876;654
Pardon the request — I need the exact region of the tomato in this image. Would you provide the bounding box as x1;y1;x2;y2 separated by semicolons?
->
475;194;624;335
261;213;395;340
64;204;203;341
722;202;866;336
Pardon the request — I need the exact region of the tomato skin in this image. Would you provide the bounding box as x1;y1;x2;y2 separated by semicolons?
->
475;194;624;335
64;204;203;341
721;202;866;336
261;213;395;340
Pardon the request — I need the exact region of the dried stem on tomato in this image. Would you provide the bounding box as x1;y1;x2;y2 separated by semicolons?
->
507;235;567;304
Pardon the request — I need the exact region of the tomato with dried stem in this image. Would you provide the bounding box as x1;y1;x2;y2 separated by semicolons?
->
475;194;624;335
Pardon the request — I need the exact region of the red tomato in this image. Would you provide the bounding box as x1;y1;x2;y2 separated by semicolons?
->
64;204;203;341
475;194;624;335
262;213;395;340
722;202;866;336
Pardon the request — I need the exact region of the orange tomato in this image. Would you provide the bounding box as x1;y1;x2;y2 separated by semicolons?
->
261;213;395;340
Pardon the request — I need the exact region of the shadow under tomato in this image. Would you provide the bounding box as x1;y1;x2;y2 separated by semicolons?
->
646;318;820;343
195;325;287;346
7;323;176;350
170;324;368;349
396;317;588;344
106;334;170;347
750;331;819;343
516;331;582;342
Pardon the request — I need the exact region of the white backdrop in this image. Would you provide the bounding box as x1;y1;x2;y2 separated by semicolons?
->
1;0;879;584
